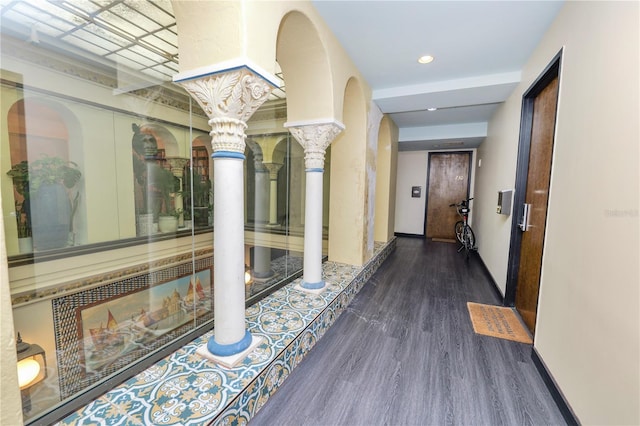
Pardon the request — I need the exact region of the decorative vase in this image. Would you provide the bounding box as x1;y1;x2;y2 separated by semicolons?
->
158;215;178;233
18;237;33;254
31;182;71;250
193;207;208;226
137;213;154;236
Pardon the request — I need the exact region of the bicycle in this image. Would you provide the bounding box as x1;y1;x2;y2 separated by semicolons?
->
449;197;476;259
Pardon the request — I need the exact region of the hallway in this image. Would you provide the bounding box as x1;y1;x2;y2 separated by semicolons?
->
250;237;567;425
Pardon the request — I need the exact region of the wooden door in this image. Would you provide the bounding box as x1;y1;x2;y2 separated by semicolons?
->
513;75;559;333
425;152;470;240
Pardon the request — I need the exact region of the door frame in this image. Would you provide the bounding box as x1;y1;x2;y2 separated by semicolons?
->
423;150;473;236
504;49;563;307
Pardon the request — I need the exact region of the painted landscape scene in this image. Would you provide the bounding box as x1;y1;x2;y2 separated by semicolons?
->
79;269;212;373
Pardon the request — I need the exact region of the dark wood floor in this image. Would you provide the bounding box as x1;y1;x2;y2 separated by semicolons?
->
249;237;566;426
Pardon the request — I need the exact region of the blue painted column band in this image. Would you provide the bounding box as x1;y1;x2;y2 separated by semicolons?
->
305;168;324;173
212;151;246;160
207;330;252;356
301;280;326;290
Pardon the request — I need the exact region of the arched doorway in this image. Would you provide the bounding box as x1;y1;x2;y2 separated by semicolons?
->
7;99;82;252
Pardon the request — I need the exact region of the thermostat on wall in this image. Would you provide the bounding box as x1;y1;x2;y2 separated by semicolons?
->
497;189;513;215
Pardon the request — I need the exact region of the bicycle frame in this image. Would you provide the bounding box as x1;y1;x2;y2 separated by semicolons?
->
450;198;476;258
457;201;470;226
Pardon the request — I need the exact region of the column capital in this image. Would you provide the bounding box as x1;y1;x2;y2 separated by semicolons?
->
264;162;283;180
165;157;189;177
246;138;267;172
285;119;345;170
176;67;274;154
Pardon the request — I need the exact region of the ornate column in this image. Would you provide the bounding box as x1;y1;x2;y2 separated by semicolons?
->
264;162;283;227
285;119;345;290
175;66;275;357
166;157;189;227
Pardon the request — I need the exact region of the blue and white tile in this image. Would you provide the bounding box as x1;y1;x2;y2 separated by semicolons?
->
57;238;395;426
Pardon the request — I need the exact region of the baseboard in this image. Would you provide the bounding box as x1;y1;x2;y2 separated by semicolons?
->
531;348;580;425
394;232;423;238
474;252;505;305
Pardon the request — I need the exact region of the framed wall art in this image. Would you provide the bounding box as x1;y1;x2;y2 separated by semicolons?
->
52;256;213;398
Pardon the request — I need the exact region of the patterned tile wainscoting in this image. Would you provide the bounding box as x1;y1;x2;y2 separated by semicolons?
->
56;237;395;426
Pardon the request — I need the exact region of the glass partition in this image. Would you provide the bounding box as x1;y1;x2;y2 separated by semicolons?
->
245;133;302;300
2;82;214;258
0;2;323;423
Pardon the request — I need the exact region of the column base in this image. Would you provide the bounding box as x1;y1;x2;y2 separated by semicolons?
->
207;330;252;356
294;280;329;294
197;331;263;368
251;221;269;231
253;270;277;282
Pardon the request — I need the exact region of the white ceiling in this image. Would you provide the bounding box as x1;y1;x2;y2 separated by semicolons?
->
311;0;564;151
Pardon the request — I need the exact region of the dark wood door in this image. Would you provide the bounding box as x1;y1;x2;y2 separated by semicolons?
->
515;76;559;333
425;152;470;239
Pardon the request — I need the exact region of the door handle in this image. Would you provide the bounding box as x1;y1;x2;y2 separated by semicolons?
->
519;203;531;232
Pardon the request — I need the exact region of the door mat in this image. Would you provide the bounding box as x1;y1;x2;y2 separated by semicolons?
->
466;302;533;344
432;238;456;243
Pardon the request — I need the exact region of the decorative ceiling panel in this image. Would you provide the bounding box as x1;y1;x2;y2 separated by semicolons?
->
62;33;111;56
1;0;284;116
99;10;147;37
1;0;179;83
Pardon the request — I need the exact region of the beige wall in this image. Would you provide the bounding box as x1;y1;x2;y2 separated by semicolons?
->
328;77;370;265
394;151;428;235
374;115;399;242
473;89;521;291
475;2;639;423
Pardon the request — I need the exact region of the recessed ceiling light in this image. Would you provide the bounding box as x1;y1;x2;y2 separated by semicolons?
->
418;55;434;64
427;107;437;112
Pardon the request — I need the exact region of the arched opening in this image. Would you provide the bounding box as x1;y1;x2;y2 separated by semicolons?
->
374;115;398;243
244;141;259;225
186;135;212;227
139;123;180;158
276;9;336;254
8;99;69;164
276;11;334;122
273;136;290;226
6;99;84;252
329;77;369;265
281;137;306;233
131;122;183;232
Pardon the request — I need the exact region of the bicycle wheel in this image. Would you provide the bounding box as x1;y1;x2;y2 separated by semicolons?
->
464;226;476;251
455;221;464;243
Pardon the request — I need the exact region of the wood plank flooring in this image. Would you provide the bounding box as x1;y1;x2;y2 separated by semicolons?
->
249;237;566;426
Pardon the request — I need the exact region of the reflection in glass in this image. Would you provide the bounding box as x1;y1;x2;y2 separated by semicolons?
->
1;4;321;424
